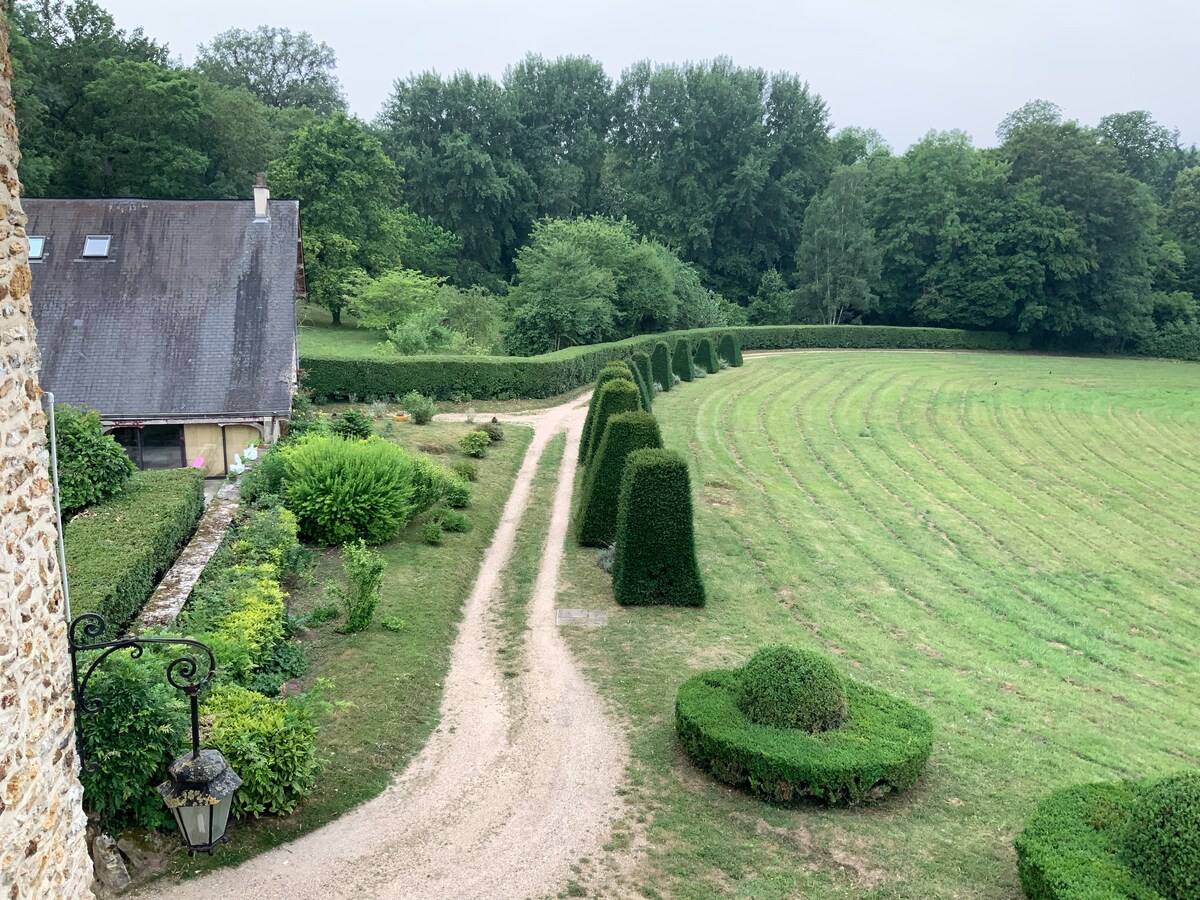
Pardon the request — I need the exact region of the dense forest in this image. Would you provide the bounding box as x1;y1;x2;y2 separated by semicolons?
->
11;0;1200;357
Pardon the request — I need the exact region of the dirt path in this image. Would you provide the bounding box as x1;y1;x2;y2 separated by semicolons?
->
139;395;628;900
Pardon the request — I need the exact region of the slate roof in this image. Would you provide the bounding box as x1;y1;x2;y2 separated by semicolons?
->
25;198;301;420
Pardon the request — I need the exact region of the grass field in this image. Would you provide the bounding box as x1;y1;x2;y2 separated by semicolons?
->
560;350;1200;899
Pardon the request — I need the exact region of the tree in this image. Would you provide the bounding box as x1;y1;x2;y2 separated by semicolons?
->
346;269;444;331
195;26;345;114
996;99;1062;142
747;269;794;325
504;242;616;354
1166;167;1200;296
1097;110;1180;196
795;166;881;325
832;126;890;165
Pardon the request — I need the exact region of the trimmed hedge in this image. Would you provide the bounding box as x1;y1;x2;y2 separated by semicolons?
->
651;341;672;392
612;448;705;607
672;339;695;382
578;361;636;464
719;332;744;367
735;646;847;733
694;336;720;374
1122;772;1200;900
65;469;205;635
631;352;655;396
626;357;653;412
581;378;641;467
576;411;663;547
50;403;135;515
676;668;933;805
301;325;1026;402
1015;780;1158;900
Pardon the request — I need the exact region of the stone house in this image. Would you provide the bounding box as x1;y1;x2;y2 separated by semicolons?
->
25;188;304;477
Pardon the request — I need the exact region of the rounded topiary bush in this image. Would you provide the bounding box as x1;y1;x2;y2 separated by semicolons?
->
581;378;641;467
631;351;655;395
578;362;636;464
612;448;705;607
651;341;672;392
694;336;720;374
676;661;933;805
672;339;695;383
735;646;847;733
1121;772;1200;900
718;332;743;367
576;411;662;547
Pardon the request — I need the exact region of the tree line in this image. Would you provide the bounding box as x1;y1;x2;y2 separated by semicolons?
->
10;1;1199;356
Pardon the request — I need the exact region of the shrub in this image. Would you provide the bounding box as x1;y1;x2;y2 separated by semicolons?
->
1121;772;1200;899
203;684;318;818
49;403;135;514
672;340;695;383
578;362;636;464
333;539;386;633
401;390;437;425
631;352;655;397
411;454;468;514
435;508;472;533
443;478;472;508
231;504;305;578
626;359;653;412
718;332;744;366
331;407;373;440
651;341;672;392
281;435;417;545
452;460;478;482
459;430;491;458
676;669;933;805
248;640;308;697
208;564;288;680
735;646;847;733
576;411;662;547
694;336;720;374
64;469;205;635
479;422;504;442
422;522;445;545
612;449;705;607
239;449;286;506
581;378;641;467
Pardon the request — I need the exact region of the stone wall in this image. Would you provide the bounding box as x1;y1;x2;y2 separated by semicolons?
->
0;9;96;900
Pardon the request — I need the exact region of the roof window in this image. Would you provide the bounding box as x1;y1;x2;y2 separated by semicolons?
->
28;236;45;260
82;234;111;257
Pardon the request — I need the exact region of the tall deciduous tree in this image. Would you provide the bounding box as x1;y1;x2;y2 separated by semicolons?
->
505;242;616;354
195;26;345;114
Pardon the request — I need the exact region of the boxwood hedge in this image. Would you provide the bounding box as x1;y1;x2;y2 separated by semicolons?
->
576;411;663;547
581;379;641;468
631;351;655;396
719;332;744;367
672;339;695;382
676;668;933;805
694;336;720;374
626;357;653;412
300;325;1026;401
651;341;672;392
578;362;636;464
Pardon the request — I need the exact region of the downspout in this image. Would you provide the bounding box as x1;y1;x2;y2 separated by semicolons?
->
44;392;72;621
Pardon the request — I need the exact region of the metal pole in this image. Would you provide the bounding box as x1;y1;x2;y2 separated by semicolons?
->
45;392;72;621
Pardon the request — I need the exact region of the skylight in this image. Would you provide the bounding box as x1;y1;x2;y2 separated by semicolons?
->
27;236;45;260
82;235;111;257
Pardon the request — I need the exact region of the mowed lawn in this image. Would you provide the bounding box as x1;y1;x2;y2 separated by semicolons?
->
560;351;1200;899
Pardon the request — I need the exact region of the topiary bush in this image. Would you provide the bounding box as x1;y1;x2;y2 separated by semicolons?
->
1121;772;1200;900
578;362;636;463
400;390;437;425
694;336;720;374
581;378;641;467
651;341;672;392
676;667;934;805
672;339;695;383
576;411;663;547
735;646;848;733
49;403;136;515
331;407;373;440
718;332;744;367
612;448;705;607
281;435;417;545
631;352;655;396
626;357;653;411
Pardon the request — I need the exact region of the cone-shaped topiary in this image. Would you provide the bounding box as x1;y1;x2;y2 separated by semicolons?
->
612;448;705;606
1121;771;1200;900
651;341;672;392
631;352;654;396
718;332;743;367
626;358;653;412
735;646;848;733
672;339;695;382
582;378;641;467
578;362;635;464
694;336;720;374
576;411;663;547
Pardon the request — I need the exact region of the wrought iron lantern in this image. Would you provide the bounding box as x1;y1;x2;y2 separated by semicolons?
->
68;612;241;854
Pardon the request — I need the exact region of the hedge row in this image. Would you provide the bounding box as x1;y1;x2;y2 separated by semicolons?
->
576;411;663;547
301;325;1027;401
64;469;206;635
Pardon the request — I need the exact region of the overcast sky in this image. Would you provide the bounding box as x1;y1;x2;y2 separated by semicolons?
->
100;0;1198;152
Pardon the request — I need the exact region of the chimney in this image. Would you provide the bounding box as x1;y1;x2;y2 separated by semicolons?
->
253;172;270;222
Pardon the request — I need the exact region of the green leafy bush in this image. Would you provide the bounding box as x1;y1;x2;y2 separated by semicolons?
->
452;460;478;482
231;504;305;578
239;449;286;506
459;430;491;458
411;454;469;514
203;684;319;818
443;478;471;508
332;539;386;633
1121;772;1200;899
735;646;847;732
49;403;135;514
672;339;695;382
401;390;437;425
694;336;720;374
435;508;472;533
281;435;417;545
576;411;662;547
248;640;308;697
718;332;744;366
64;469;205;634
479;422;504;442
212;565;287;674
422;521;445;545
578;361;636;463
331;407;374;440
612;448;705;607
651;341;672;392
631;352;655;396
581;378;641;467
